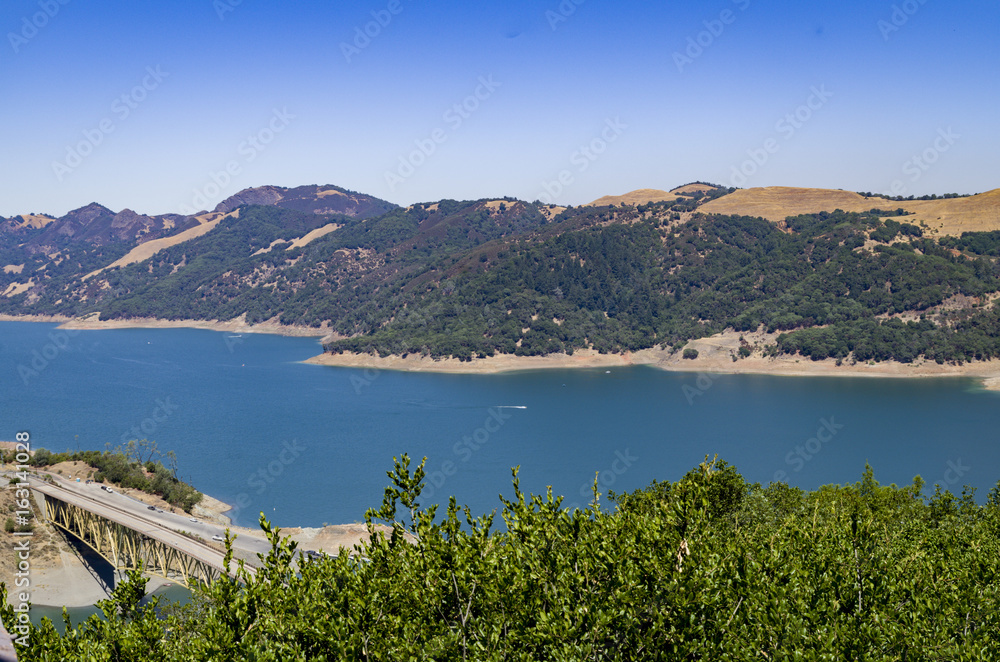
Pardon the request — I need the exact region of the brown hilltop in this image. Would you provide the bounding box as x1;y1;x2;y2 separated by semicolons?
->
588;183;720;207
700;187;884;220
13;214;57;230
669;183;718;196
589;189;676;206
700;186;1000;236
889;189;1000;235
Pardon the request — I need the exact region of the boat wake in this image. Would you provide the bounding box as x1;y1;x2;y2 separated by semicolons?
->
400;401;527;410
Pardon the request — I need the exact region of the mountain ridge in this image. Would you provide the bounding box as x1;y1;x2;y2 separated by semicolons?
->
2;184;397;253
3;182;1000;368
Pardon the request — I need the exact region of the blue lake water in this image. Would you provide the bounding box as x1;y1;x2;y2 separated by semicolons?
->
2;321;999;532
28;583;192;632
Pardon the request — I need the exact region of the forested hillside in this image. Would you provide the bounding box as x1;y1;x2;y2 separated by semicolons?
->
0;197;563;325
327;206;1000;364
4;184;1000;365
5;456;1000;659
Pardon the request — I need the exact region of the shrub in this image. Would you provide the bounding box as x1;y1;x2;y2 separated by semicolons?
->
7;456;1000;659
683;348;699;359
29;448;53;467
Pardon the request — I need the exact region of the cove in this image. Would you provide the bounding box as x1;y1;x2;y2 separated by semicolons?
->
1;320;998;534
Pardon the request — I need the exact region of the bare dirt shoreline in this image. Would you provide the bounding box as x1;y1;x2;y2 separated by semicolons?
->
306;333;1000;391
64;315;332;339
4;314;998;389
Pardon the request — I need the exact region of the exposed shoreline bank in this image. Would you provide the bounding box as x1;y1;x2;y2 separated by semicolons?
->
0;313;332;340
306;343;1000;391
4;314;998;388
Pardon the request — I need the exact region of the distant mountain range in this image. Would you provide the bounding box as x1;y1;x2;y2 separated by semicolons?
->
0;184;396;252
3;182;1000;366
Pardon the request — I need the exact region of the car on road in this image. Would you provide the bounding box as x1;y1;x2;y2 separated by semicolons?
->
189;518;198;523
147;505;156;510
304;550;332;560
106;488;114;494
212;535;224;542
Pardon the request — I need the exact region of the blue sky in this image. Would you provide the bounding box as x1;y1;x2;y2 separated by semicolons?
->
2;0;998;216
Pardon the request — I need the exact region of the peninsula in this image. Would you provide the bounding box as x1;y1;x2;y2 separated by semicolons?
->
4;183;1000;380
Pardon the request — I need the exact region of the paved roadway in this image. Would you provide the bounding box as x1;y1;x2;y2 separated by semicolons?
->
19;473;268;578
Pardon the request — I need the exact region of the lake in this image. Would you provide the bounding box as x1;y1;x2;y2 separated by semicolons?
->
2;320;999;532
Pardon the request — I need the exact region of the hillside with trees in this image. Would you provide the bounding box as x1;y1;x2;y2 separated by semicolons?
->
4;185;1000;366
325;207;1000;364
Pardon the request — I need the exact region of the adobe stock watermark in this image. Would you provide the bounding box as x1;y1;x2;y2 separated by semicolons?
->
17;327;81;386
932;458;970;492
422;407;518;500
350;299;476;395
535;117;627;205
673;0;752;73
227;439;307;522
546;0;586;31
564;449;639;511
878;0;930;41
213;0;242;20
178;107;294;215
224;333;245;354
9;432;35;647
345;336;417;395
772;417;845;483
882;127;959;198
682;372;720;405
347;339;412;395
7;0;70;54
119;397;179;444
341;0;409;63
52;66;169;183
383;76;501;193
729;85;833;188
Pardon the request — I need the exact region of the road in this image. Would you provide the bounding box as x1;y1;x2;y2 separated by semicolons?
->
18;472;272;574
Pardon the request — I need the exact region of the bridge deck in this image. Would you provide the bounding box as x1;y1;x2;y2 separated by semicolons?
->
31;480;253;582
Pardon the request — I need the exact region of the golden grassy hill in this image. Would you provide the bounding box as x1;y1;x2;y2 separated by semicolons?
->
890;189;1000;235
588;183;723;207
700;186;1000;236
13;214;57;229
83;209;240;281
588;189;676;206
669;183;718;196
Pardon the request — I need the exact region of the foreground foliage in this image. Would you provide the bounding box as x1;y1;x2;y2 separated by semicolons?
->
4;456;1000;660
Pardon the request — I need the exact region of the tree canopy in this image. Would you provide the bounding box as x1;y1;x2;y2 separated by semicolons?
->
5;456;1000;660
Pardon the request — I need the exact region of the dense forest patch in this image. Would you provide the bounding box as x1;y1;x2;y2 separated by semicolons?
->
5;198;1000;365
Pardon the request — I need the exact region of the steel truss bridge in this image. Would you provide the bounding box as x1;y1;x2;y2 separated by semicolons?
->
33;481;244;588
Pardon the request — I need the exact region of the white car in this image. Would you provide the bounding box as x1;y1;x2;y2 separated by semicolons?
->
106;489;115;494
189;518;198;523
212;535;224;542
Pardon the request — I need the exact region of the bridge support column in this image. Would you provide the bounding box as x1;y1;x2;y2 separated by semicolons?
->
41;492;224;588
